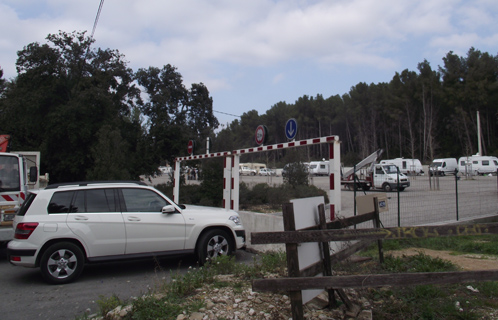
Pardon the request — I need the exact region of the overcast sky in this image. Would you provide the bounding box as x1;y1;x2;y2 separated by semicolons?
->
1;0;497;127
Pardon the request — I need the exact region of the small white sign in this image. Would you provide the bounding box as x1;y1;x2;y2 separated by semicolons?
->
290;196;325;304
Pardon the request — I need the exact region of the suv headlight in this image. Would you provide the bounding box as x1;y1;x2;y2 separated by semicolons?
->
229;215;241;225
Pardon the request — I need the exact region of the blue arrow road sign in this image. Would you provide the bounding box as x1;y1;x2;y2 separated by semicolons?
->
285;118;297;140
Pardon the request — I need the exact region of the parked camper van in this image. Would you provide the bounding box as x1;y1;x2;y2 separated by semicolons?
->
429;158;458;176
379;158;424;175
458;154;498;176
239;163;266;174
309;161;329;176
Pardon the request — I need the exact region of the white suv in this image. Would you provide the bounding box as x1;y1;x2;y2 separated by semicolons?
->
7;181;245;284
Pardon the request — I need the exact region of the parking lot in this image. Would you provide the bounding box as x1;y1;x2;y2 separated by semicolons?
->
1;172;496;319
148;171;498;227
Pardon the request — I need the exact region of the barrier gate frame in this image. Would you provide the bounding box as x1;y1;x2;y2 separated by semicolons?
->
174;135;341;219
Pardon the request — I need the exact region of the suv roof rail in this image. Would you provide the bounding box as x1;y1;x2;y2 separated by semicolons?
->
45;180;148;189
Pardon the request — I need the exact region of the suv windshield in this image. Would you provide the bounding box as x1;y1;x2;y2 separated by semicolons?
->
383;165;399;174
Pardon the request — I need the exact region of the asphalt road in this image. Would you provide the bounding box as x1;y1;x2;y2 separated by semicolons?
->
0;246;255;320
2;172;496;320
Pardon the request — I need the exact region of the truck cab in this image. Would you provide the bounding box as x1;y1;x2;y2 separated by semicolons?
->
0;151;47;242
372;164;410;192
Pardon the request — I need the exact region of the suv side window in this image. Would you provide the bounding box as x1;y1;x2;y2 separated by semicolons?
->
120;188;169;212
71;189;117;213
48;191;75;214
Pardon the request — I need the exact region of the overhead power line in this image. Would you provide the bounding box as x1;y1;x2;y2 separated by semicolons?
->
213;110;241;118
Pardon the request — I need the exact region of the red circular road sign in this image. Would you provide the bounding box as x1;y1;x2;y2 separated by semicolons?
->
187;140;194;155
255;125;268;146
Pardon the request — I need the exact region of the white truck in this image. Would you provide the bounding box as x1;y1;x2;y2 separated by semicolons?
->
429;158;458;176
342;149;411;192
0;135;49;243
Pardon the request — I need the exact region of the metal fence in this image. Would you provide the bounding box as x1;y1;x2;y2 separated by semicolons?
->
349;173;498;228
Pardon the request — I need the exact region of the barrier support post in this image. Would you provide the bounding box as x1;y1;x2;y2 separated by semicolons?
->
223;156;232;210
232;155;240;211
328;138;341;220
173;160;181;203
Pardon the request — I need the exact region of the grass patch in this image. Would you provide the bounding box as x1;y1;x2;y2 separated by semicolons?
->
78;235;498;320
362;234;498;257
382;252;460;273
343;234;498;319
77;253;288;320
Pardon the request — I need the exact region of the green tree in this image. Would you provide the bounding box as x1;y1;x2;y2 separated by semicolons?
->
417;60;442;160
198;159;224;206
0;31;144;182
440;48;498;155
187;47;498;167
283;161;309;188
0;68;5;96
87;125;131;180
135;65;218;167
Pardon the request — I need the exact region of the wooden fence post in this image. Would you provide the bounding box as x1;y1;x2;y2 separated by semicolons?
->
373;197;384;264
282;202;304;319
317;204;337;308
318;204;357;312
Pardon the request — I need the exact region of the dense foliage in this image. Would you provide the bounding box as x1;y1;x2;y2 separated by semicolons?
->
0;30;497;182
0;31;217;182
219;49;498;167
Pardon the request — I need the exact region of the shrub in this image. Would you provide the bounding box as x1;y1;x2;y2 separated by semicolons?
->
248;183;270;204
157;171;329;210
239;183;328;210
267;186;290;208
283;162;309;188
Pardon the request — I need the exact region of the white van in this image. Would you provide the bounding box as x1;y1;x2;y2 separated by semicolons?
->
458;154;498;176
379;158;424;175
309;161;329;176
429;158;458;176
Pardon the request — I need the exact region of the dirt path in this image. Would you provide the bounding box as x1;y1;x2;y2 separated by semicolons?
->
386;248;498;270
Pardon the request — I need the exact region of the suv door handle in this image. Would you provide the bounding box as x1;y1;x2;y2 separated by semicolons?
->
127;216;141;221
74;215;89;221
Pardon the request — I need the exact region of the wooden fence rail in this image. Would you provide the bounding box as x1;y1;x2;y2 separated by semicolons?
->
253;270;498;291
250;197;498;320
251;223;498;244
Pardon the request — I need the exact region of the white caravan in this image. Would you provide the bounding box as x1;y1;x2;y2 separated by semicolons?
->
309;161;329;176
379;158;424;175
429;158;458;176
458;154;498;176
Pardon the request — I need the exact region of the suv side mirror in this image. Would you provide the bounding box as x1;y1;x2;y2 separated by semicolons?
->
29;167;38;183
162;205;177;214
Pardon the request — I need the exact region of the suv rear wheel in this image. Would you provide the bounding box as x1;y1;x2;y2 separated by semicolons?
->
196;229;234;265
40;242;85;284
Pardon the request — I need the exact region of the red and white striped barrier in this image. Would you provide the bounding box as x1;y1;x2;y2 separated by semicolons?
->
175;152;231;161
174;135;341;219
233;136;338;155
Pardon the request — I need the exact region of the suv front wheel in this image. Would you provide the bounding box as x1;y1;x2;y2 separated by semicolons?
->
40;242;85;284
196;229;234;265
